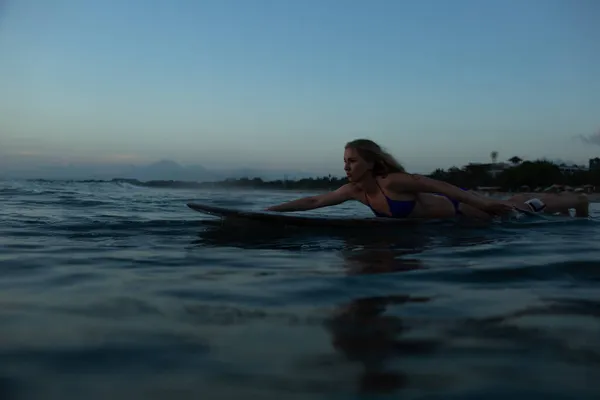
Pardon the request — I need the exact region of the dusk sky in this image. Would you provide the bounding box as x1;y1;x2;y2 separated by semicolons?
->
1;0;599;177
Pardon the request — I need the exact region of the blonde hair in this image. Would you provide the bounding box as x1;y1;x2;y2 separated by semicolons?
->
345;139;406;176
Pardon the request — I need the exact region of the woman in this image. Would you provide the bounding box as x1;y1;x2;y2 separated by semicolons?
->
265;139;589;220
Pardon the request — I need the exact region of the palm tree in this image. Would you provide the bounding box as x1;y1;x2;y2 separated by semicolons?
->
490;151;498;164
508;156;523;165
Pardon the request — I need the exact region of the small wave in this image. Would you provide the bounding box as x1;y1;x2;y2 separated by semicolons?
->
5;197;113;209
111;178;207;190
52;218;203;234
0;188;28;196
0;187;61;197
113;181;144;190
406;259;600;285
56;198;113;208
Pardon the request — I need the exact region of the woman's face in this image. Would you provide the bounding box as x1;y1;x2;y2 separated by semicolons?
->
343;147;373;182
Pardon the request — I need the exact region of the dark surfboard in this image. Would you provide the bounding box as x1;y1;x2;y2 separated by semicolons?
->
186;202;424;228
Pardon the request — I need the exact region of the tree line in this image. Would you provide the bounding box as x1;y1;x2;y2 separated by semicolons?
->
428;159;597;191
201;158;599;192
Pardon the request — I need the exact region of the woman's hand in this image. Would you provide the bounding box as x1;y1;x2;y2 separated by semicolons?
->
480;200;515;216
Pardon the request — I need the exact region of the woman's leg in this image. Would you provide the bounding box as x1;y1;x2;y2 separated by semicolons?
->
507;192;589;217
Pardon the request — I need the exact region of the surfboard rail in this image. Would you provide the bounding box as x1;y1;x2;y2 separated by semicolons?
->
186;202;425;227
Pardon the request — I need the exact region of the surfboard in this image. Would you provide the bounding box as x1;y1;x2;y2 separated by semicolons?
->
186;202;424;228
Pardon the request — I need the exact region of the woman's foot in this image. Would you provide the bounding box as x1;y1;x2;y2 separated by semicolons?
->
575;193;589;217
506;193;589;218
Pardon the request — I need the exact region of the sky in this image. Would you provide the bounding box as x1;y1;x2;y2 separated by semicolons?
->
1;0;599;177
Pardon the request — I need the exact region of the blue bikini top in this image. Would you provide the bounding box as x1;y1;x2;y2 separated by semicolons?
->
366;181;465;218
365;181;416;218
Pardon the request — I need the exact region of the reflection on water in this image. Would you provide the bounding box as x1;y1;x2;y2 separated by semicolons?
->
326;294;434;393
341;249;425;275
190;218;518;394
330;244;432;393
192;216;507;252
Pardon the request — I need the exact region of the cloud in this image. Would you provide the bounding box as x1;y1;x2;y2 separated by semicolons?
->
100;154;147;163
2;150;147;165
14;151;44;157
576;129;600;146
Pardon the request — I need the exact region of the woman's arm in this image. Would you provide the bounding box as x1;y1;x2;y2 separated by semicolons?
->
266;184;354;212
389;174;511;213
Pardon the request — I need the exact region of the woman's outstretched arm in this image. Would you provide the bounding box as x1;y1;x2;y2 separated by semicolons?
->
389;174;513;216
265;184;355;212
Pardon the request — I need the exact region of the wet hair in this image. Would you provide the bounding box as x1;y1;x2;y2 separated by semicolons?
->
345;139;406;176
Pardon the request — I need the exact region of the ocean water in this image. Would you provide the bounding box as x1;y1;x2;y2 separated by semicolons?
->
1;179;600;400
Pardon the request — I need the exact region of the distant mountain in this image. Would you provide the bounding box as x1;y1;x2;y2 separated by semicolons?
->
1;158;327;182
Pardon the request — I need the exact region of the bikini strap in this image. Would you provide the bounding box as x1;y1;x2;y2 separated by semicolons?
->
364;189;372;207
364;179;386;208
373;179;389;199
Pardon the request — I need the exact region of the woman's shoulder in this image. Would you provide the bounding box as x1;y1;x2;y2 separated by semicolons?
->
378;172;423;192
378;172;413;185
343;182;364;196
335;182;369;201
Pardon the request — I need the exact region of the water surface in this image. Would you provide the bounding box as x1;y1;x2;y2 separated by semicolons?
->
1;180;600;399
